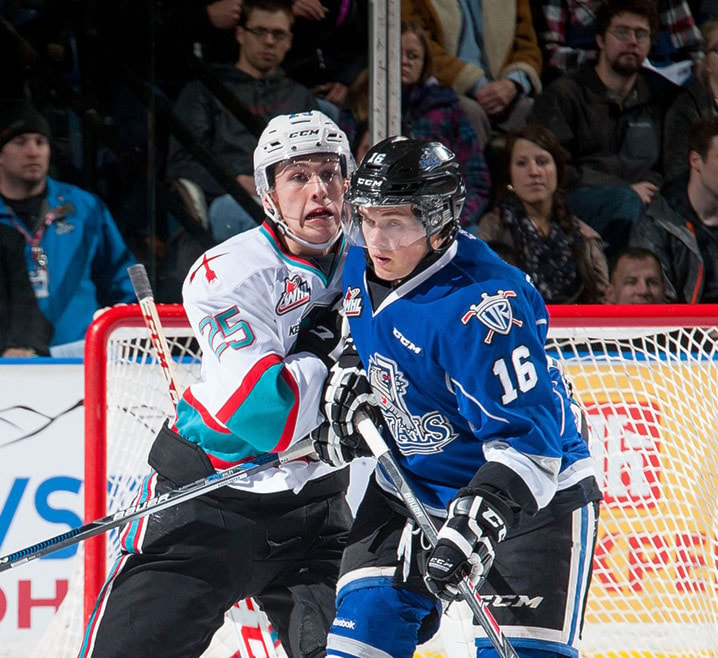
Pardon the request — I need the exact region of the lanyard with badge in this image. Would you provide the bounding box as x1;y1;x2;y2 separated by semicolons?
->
12;213;55;299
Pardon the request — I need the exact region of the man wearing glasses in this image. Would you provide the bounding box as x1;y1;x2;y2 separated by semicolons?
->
167;0;322;244
530;0;682;260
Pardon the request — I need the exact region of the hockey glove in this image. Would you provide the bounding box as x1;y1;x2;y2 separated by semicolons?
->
309;420;365;467
423;494;507;602
313;340;381;467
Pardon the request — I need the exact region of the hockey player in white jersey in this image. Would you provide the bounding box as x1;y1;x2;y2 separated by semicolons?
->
79;111;360;658
319;136;602;658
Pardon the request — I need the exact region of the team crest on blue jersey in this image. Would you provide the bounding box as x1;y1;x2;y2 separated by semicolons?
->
343;286;363;317
368;353;456;455
461;290;523;344
276;275;311;314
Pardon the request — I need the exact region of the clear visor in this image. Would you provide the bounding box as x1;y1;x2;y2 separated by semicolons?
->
342;202;429;251
271;155;345;192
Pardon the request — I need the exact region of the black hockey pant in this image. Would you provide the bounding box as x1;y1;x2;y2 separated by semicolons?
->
79;423;352;658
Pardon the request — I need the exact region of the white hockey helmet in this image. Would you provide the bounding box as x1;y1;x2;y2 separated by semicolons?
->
253;111;354;249
254;111;354;197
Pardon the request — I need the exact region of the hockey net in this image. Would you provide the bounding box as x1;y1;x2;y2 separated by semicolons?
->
35;304;718;658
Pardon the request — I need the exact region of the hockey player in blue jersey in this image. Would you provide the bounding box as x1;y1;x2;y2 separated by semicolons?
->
319;136;602;658
79;112;359;658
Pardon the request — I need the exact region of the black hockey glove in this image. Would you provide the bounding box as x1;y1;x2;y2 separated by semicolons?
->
311;340;381;467
292;296;344;369
309;420;368;467
423;494;508;602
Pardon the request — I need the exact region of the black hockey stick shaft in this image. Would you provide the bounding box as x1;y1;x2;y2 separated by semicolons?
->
0;438;314;573
354;411;520;658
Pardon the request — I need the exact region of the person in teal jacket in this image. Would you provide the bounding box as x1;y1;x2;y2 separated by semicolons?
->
0;100;136;356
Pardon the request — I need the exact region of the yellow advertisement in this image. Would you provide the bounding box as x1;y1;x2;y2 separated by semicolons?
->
568;362;718;658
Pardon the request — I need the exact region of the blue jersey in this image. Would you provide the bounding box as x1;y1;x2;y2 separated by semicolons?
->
342;232;597;518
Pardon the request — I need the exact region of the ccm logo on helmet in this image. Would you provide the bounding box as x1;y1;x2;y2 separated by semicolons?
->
289;128;320;138
357;177;382;188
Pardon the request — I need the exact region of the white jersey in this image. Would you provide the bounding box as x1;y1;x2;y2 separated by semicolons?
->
173;220;346;493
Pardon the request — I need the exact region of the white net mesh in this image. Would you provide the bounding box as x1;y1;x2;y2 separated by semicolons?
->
546;322;718;657
32;312;240;658
36;306;718;658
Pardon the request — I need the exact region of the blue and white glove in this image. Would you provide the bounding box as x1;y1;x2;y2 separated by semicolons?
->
424;494;507;601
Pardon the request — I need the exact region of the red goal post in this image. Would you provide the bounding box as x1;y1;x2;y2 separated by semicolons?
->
83;304;191;616
67;303;718;658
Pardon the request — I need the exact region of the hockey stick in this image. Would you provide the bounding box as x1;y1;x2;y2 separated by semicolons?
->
0;440;313;573
354;411;520;658
127;264;182;406
127;264;282;658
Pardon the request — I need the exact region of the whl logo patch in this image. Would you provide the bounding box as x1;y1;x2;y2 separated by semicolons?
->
343;286;363;317
276;275;311;315
461;290;523;344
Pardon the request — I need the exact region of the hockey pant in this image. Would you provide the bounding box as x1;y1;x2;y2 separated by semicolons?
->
326;475;599;658
326;475;442;658
79;422;352;658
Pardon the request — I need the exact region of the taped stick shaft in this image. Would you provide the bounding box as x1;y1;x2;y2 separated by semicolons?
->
128;263;181;406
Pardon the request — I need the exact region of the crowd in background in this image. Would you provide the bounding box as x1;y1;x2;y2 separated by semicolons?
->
2;0;718;357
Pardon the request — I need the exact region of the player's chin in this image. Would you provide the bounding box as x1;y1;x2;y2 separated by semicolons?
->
304;219;340;239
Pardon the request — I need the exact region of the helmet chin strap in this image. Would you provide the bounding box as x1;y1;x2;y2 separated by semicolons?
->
265;196;342;251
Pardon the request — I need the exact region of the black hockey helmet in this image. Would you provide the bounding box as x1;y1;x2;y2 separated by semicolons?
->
343;136;466;249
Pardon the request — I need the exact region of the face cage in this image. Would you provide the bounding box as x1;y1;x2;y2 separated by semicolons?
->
341;195;457;250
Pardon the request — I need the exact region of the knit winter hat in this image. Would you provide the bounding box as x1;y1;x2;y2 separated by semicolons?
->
0;100;51;150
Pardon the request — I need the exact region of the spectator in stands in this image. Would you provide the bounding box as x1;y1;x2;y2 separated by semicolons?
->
530;0;681;259
664;19;718;183
401;0;542;146
399;21;492;223
283;0;369;113
531;0;702;86
477;123;609;303
0;223;53;357
630;115;718;302
341;22;492;227
166;0;321;243
89;0;245;100
0;100;137;357
607;246;667;303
